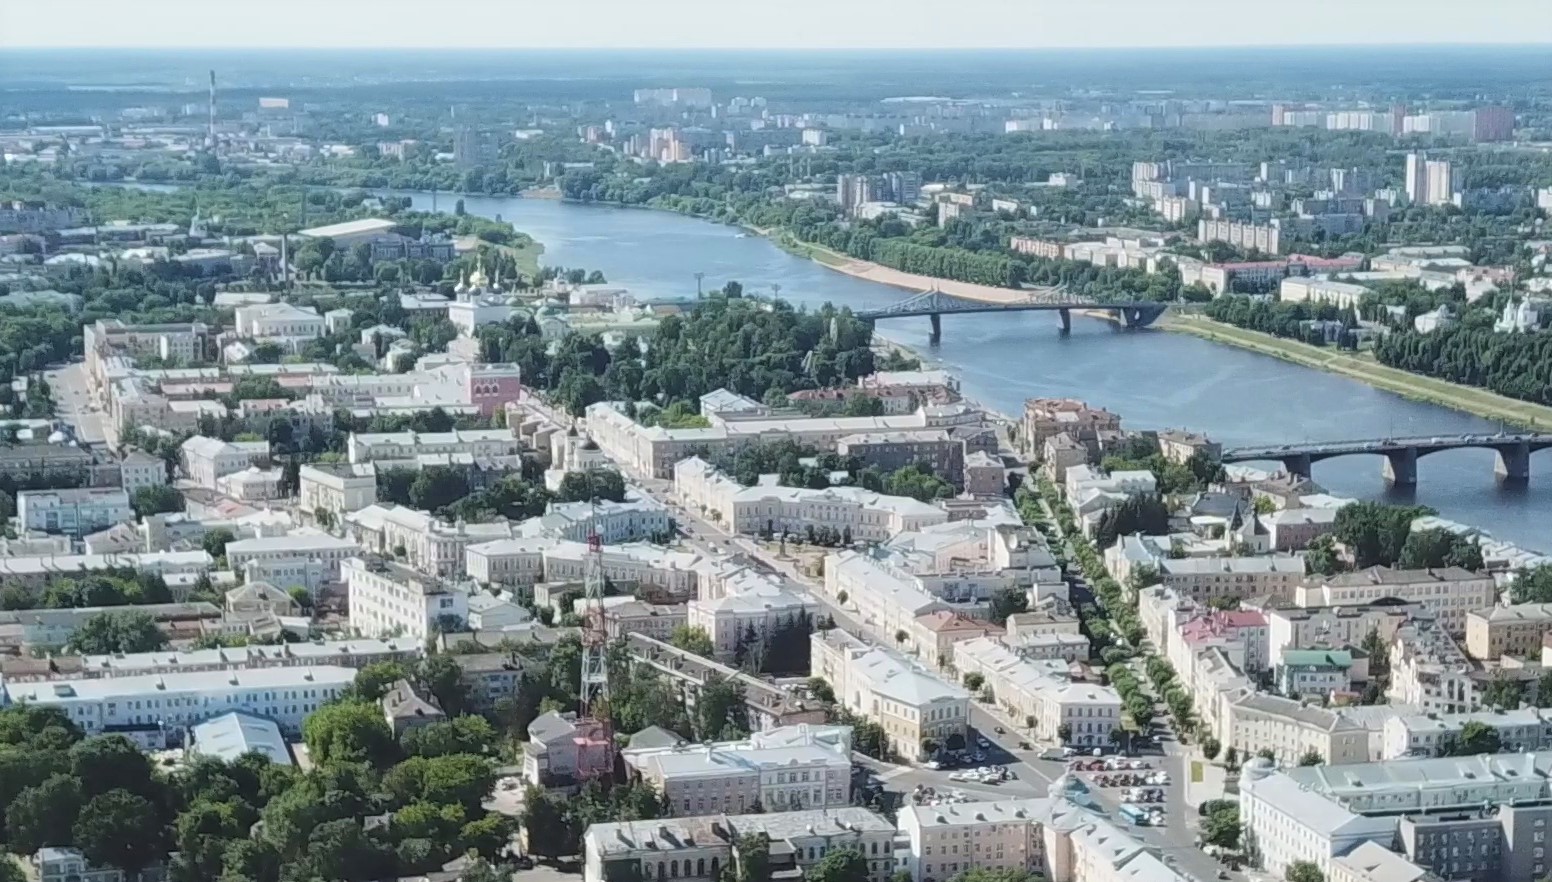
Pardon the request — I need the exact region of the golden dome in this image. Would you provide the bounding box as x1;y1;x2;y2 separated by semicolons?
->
467;257;490;290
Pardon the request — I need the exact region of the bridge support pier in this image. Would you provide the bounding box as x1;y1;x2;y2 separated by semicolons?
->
1496;442;1531;481
1281;453;1313;480
928;313;941;345
1058;308;1071;334
1382;447;1419;486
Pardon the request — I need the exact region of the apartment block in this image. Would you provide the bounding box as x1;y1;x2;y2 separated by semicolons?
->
347;428;521;464
344;556;470;641
1241;751;1552;882
811;629;969;760
1465;603;1552;660
298;462;378;520
1267;601;1427;670
1154;554;1305;605
179;436;270;488
2;665;356;746
952;637;1121;747
224;531;361;583
623;729;851;816
897;796;1193;882
675;456;948;542
584;808;896;882
1295;567;1496;636
16;487;133;537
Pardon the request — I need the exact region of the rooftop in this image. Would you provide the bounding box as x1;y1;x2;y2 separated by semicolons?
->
189;711;293;765
297;217;398;239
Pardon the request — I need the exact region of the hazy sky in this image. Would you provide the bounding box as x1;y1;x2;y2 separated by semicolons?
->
2;0;1548;49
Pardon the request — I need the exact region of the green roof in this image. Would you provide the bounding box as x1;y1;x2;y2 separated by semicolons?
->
1280;649;1354;669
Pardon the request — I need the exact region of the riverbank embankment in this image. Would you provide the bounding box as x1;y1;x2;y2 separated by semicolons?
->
1162;313;1552;430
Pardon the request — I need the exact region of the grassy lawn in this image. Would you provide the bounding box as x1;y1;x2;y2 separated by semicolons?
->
1191;761;1205;783
1163;314;1552;429
456;232;544;279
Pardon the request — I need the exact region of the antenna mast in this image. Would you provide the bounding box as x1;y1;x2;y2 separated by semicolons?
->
579;498;614;773
207;70;217;149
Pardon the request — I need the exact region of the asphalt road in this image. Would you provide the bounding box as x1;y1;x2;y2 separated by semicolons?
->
45;360;107;445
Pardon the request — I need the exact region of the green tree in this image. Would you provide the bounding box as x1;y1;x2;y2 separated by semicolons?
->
5;774;83;853
401;715;498;758
65;610;168;654
69;735;157;798
695;676;750;740
302;700;397;768
1202;804;1241;850
806;848;869;882
989;587;1028;625
669;625;716;658
130;484;184;517
1483;671;1526;709
73;789;165;873
350;661;410;701
202;528;236;561
1297;749;1323;766
417;654;471;716
1286;860;1325;882
555;467;627;503
735;832;772;882
1201;736;1222;761
519;785;573;859
1442;721;1503;756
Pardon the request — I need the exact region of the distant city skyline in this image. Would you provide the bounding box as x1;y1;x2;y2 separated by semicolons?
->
1;0;1548;50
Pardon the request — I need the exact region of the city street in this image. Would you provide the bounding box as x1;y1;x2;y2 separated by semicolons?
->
45;360;107;445
634;471;1240;882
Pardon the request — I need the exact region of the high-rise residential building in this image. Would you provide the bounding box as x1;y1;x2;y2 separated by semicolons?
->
835;173;877;215
884;171;922;204
1405;152;1428;204
1405;153;1456;207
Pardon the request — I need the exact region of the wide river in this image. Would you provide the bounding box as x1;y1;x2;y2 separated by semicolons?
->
397;192;1550;549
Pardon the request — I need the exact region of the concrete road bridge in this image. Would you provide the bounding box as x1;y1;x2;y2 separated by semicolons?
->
855;287;1168;343
1221;433;1552;485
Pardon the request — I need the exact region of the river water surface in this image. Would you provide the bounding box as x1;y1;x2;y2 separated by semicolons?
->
395;192;1551;549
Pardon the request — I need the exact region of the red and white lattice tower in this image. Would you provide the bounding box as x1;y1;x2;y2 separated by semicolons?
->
578;505;614;773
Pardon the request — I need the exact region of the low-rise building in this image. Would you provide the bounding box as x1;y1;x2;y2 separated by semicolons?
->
225;531;361;584
1388;618;1475;714
811;628;969;759
524;710;611;786
911;611;1006;669
623;633;828;732
16;487;133;537
675;457;949;543
1154;554;1305;605
2;664;356;745
1382;708;1552;759
1276;649;1355;697
179;436;269;489
624;730;852;816
1240;751;1552;882
583;807;897;882
1223;693;1371;767
1465;603;1552;660
344;556;469;641
1294;567;1496;635
298;462;378;520
347;428;520;464
952;637;1121;747
1267;601;1426;670
188;710;293;766
1260;507;1341;551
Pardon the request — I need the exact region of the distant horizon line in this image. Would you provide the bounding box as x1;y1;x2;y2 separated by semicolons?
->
5;41;1552;52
